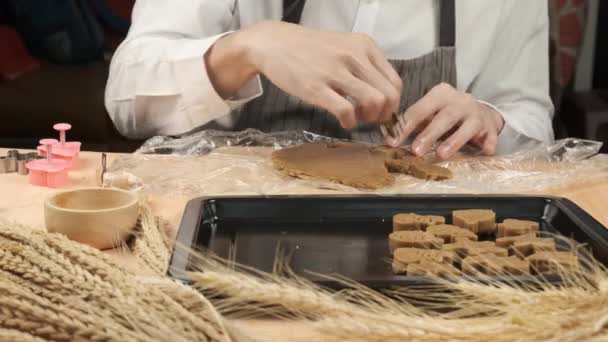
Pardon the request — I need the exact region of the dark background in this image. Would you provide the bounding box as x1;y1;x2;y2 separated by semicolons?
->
0;0;605;153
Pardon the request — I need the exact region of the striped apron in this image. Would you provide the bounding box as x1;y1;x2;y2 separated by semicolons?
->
229;0;457;143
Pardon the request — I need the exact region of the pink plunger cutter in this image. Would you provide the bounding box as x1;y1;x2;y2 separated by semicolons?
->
27;139;70;188
37;123;81;168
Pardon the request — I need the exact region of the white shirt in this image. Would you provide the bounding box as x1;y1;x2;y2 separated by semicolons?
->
105;0;554;154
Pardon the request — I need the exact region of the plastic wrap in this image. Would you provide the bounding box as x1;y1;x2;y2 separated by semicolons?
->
106;129;606;197
135;129;338;155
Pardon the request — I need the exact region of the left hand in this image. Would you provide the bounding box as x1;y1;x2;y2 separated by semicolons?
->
387;83;505;160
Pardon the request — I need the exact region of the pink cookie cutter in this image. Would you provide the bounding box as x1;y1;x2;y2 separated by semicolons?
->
27;139;69;188
37;123;81;168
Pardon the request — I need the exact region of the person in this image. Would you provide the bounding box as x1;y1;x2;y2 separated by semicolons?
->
105;0;554;159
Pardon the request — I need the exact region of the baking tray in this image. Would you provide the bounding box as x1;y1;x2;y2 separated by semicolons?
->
168;195;608;289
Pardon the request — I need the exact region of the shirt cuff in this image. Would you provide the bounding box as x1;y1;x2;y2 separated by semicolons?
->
226;75;264;109
477;100;538;155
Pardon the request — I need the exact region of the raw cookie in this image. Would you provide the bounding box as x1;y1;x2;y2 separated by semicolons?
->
462;255;530;275
383;153;452;181
510;238;556;257
392;248;455;274
442;240;496;258
526;251;579;274
409;160;453;180
466;245;509;258
452;209;497;235
370;146;410;159
385;158;415;174
406;261;462;277
389;231;443;253
497;219;540;237
271;143;394;190
426;224;478;243
495;233;538;248
393;213;446;231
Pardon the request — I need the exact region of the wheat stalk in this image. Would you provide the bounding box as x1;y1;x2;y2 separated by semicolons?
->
0;215;233;342
184;233;608;341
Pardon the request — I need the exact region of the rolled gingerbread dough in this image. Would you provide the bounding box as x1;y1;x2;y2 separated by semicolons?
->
271;142;452;190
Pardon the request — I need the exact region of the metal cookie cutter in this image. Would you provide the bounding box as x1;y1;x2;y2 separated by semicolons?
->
0;150;18;173
380;112;407;142
0;150;43;175
0;156;11;173
19;152;43;175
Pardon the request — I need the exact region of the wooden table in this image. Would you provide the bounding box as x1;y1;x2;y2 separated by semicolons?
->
1;148;607;341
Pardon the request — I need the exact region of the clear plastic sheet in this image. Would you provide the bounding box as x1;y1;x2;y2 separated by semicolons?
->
107;130;607;197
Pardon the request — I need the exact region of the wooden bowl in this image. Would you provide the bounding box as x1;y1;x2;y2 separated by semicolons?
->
44;187;139;250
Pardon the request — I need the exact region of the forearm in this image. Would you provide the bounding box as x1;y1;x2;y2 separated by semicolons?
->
205;29;259;99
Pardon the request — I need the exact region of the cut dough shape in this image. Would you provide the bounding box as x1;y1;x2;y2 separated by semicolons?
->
384;158;415;174
392;248;455;274
452;209;497;235
495;233;538;248
462;255;530;275
427;224;478;243
392;213;445;231
271;143;453;190
510;238;556;257
409;161;453;180
466;245;508;258
526;251;579;274
405;261;462;277
389;231;443;253
442;240;496;258
497;219;540;237
370;146;410;159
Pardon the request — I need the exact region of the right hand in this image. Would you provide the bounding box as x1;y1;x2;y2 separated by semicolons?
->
239;21;402;129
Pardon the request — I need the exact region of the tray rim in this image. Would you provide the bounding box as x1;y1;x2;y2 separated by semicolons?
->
168;194;608;287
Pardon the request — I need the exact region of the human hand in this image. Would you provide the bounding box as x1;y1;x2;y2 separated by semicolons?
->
387;83;505;160
240;21;402;129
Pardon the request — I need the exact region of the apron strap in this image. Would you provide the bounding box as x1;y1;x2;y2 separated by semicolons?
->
439;0;456;47
282;0;306;24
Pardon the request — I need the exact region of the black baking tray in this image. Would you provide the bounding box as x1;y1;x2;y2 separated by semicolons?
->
168;195;608;289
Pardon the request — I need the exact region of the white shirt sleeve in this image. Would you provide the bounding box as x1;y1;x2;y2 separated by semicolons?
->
105;0;263;139
467;1;555;154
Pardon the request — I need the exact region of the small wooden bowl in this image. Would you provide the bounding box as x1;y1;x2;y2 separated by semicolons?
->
45;188;139;250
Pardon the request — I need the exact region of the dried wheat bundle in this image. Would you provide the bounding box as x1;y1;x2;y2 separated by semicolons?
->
0;217;235;342
187;234;608;341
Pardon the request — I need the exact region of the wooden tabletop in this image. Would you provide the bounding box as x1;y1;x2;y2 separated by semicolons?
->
1;148;607;341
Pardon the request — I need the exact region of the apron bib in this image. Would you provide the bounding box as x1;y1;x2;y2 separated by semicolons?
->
229;0;457;143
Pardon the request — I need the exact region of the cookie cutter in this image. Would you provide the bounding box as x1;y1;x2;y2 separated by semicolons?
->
27;139;70;188
380;112;407;144
0;156;11;173
0;150;42;175
37;123;82;169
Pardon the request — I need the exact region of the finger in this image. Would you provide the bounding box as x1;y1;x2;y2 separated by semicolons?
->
309;86;357;129
436;117;484;160
345;55;398;122
350;61;400;123
481;130;498;155
333;74;387;124
411;107;465;156
368;49;403;117
393;83;456;146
